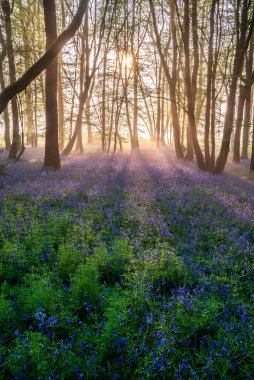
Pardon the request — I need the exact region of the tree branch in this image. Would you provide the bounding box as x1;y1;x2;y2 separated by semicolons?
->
0;0;88;114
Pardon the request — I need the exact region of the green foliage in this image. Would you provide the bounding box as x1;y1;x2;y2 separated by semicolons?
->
0;169;254;379
128;243;184;293
0;293;14;330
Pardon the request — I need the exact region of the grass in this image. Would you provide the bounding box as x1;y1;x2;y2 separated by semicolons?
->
0;147;253;379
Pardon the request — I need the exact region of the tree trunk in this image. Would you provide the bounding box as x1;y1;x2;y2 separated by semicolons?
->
160;72;165;146
233;85;246;163
42;0;60;170
242;40;253;159
242;85;251;158
149;0;184;158
185;123;194;160
62;76;91;155
58;0;65;150
204;0;217;169
1;0;20;159
58;58;65;150
250;100;254;170
130;0;140;150
181;0;206;170
75;17;87;154
63;0;109;155
156;64;162;148
131;52;139;150
210;75;216;169
101;47;107;151
138;75;154;140
0;26;11;149
19;1;34;146
86;94;93;144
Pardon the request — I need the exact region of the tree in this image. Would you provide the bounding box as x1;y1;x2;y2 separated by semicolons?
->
233;84;246;163
242;39;254;159
62;0;110;156
148;0;184;159
0;25;11;149
42;0;60;170
215;0;254;173
1;0;20;158
204;0;218;170
176;0;206;170
0;0;89;115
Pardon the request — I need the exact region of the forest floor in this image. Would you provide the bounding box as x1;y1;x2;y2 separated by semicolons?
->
0;147;254;379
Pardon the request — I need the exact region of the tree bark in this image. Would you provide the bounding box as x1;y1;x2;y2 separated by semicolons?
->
250;100;254;170
204;0;217;169
42;0;60;170
1;0;20;159
101;47;107;151
242;40;254;159
156;64;162;148
0;26;11;149
58;0;65;150
233;85;246;163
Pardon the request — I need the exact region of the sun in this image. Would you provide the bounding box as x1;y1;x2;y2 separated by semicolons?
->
121;53;133;71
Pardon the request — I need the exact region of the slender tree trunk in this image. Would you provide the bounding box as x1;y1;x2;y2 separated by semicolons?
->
204;0;217;169
156;64;162;148
181;0;206;169
63;76;91;155
42;0;61;170
85;11;93;146
161;72;165;145
210;76;216;169
138;75;154;140
19;1;34;146
1;0;20;159
86;94;93;144
131;53;140;150
250;100;254;170
69;54;78;140
101;48;107;151
149;0;184;159
75;18;87;154
58;0;65;150
123;65;133;146
33;79;38;147
113;67;122;153
58;60;65;150
242;40;253;159
242;85;251;158
233;85;246;163
0;27;11;149
107;65;117;153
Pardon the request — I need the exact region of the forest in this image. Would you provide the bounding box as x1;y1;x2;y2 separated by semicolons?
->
0;0;254;379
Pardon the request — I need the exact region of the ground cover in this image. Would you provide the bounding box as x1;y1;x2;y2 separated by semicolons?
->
0;148;253;379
